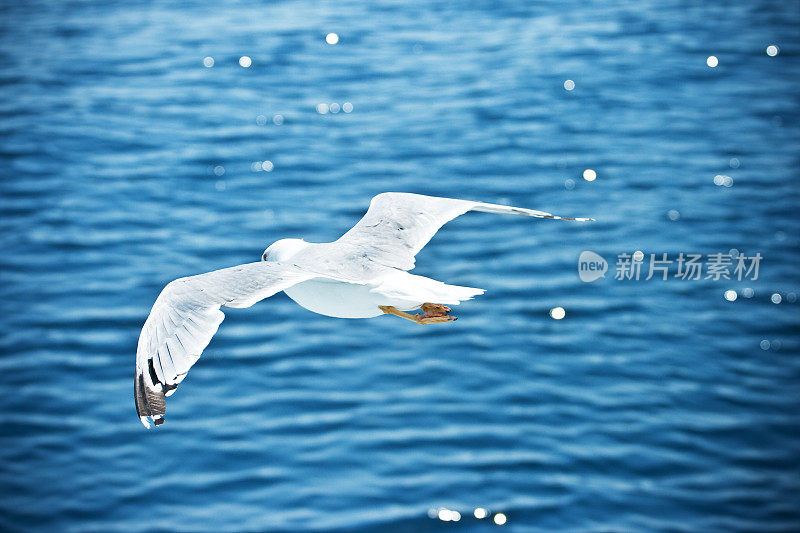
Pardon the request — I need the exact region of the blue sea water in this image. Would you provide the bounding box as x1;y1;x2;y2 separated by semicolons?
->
1;1;799;531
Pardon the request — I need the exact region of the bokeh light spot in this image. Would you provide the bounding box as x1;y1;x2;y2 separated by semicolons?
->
714;174;733;187
437;509;460;521
203;56;214;68
583;169;597;181
564;79;575;91
326;33;339;45
766;45;779;57
239;56;252;67
724;290;737;301
706;55;718;67
550;307;566;320
494;513;507;525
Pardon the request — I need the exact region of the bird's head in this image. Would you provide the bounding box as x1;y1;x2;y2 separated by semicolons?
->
261;238;309;262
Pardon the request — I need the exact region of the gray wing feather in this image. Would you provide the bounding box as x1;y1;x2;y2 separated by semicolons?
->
134;261;318;428
330;192;592;271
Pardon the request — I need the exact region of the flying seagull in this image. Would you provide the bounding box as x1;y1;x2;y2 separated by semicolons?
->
135;192;592;427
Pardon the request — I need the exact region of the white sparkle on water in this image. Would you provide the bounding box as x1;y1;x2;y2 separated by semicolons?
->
329;102;341;113
668;209;680;221
565;178;575;190
771;293;782;304
564;79;575;91
742;288;754;298
474;508;488;519
766;45;779;57
583;169;597;181
724;290;737;302
316;103;329;114
261;160;274;172
239;56;252;67
326;33;339;45
213;165;225;176
342;102;354;113
714;174;733;187
706;55;718;68
203;56;214;68
437;509;460;522
273;114;284;125
760;340;771;350
633;250;644;262
494;513;507;525
729;157;740;168
256;115;267;125
550;307;566;320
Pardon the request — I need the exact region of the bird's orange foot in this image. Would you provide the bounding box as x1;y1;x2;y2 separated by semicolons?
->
417;303;456;324
379;304;457;325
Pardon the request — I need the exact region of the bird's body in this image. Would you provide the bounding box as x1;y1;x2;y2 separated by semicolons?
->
283;271;483;319
134;192;592;427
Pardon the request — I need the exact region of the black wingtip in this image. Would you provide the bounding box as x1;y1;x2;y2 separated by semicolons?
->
557;216;595;222
135;369;167;429
135;373;150;418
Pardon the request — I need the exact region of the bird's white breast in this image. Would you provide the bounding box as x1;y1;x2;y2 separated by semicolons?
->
283;278;388;318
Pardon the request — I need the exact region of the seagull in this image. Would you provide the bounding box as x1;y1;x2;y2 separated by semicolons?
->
135;192;592;427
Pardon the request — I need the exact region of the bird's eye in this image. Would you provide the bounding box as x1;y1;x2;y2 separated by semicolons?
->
262;253;267;261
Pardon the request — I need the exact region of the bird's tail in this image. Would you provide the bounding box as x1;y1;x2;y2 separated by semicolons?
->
371;271;485;306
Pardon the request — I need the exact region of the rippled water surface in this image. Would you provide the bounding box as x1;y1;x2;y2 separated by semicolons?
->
1;1;799;531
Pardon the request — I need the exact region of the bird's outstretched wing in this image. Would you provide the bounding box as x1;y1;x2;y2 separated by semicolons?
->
134;261;321;428
333;192;593;271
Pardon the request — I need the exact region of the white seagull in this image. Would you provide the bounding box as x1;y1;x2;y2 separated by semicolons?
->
135;192;592;427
